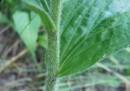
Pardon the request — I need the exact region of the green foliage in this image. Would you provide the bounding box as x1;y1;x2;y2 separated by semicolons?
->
19;0;130;77
13;0;130;78
22;0;56;32
59;0;130;76
13;11;41;53
2;0;130;91
13;0;130;89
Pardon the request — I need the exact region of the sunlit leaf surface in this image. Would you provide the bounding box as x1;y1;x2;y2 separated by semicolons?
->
13;11;40;53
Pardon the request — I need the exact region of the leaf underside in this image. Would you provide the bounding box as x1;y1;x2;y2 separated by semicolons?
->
59;0;130;77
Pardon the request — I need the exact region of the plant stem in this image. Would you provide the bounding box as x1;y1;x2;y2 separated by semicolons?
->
46;0;61;91
46;32;59;91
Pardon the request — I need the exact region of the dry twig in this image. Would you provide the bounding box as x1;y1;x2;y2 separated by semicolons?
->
0;49;28;73
96;63;130;86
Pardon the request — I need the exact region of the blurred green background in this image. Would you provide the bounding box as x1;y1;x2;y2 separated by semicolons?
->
0;0;130;91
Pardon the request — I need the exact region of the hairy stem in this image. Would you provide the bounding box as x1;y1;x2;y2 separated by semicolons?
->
46;0;61;91
46;32;59;91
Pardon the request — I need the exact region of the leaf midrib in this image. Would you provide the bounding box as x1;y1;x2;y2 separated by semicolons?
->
20;14;37;35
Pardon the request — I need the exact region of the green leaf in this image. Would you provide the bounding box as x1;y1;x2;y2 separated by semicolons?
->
38;32;48;49
13;11;41;54
59;0;130;77
22;0;56;31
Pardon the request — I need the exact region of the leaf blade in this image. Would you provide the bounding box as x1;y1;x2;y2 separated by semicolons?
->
59;0;130;77
13;11;41;53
